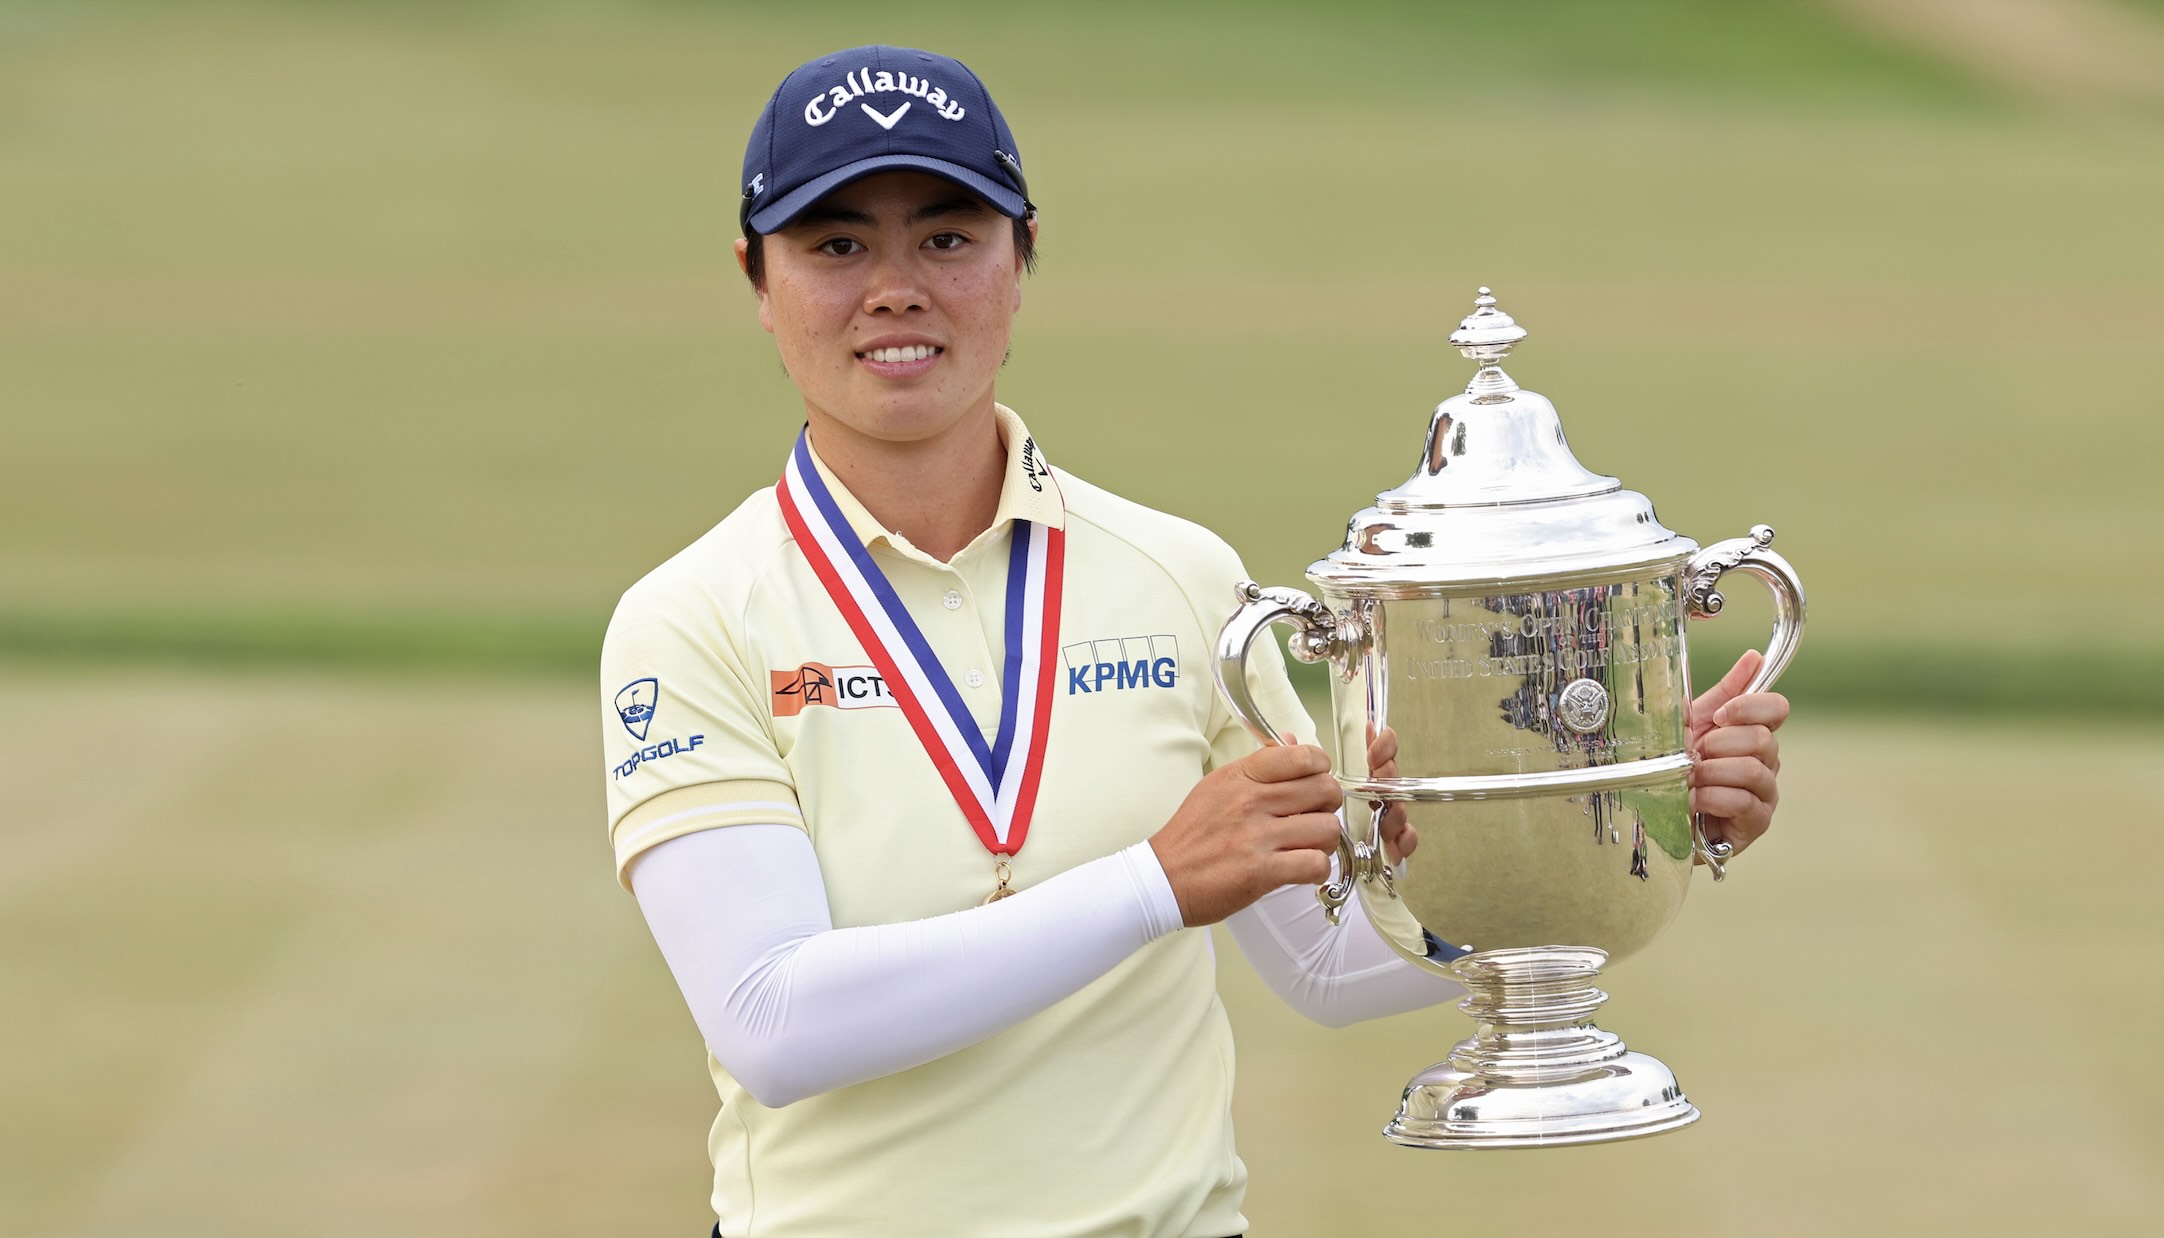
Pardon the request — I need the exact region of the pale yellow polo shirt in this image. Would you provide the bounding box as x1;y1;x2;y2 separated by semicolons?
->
599;405;1310;1238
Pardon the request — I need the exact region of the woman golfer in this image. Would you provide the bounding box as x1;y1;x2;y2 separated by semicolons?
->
600;45;1789;1238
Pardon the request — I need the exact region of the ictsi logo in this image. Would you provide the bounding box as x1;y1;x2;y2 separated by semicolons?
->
1063;635;1178;695
771;662;898;716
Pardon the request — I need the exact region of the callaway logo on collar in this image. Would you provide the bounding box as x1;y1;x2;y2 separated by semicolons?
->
739;44;1030;236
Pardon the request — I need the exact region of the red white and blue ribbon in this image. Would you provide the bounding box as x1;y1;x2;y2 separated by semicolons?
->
776;430;1064;856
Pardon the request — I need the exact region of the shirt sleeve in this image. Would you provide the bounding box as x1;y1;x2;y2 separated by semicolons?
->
629;823;1186;1108
600;583;805;889
1225;866;1467;1027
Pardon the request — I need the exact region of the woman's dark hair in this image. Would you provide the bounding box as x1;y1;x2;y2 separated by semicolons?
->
742;214;1037;289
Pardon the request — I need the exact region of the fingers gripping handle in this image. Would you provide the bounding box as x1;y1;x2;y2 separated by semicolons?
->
1214;582;1368;924
1683;524;1808;880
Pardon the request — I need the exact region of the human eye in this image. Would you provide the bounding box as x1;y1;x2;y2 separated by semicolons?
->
924;231;971;253
815;236;865;257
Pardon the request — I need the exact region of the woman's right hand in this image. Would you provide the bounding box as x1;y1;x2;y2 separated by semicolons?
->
1148;743;1343;926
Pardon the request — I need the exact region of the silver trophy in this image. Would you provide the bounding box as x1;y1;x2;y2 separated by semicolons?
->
1216;289;1805;1148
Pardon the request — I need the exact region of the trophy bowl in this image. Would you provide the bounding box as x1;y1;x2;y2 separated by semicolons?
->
1215;289;1804;1148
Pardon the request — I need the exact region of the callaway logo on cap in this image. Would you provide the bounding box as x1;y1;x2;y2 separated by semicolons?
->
740;45;1031;235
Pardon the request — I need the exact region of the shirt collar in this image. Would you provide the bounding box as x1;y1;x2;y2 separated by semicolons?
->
987;404;1065;533
799;405;1065;557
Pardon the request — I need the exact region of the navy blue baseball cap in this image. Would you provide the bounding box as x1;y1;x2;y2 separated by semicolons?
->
739;45;1031;236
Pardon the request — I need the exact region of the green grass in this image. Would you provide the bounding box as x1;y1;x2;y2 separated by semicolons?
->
4;2;2161;688
2;669;2157;1236
5;600;2161;723
5;13;2161;1230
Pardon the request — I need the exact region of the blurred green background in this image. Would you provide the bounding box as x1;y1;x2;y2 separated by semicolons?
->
2;1;2159;1235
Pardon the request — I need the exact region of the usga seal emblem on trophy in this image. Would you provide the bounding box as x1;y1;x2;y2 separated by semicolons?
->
1215;289;1806;1147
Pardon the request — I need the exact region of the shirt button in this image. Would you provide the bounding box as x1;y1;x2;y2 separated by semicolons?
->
965;669;986;688
942;590;963;611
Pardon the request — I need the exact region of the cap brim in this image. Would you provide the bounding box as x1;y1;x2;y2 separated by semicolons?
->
745;154;1027;234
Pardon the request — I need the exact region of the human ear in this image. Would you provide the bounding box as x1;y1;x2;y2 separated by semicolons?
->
1012;215;1036;311
736;238;776;334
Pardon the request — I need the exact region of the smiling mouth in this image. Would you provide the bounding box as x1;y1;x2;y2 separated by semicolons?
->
858;345;943;363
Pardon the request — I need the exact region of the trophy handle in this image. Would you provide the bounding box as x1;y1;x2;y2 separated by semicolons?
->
1683;524;1807;880
1214;581;1340;746
1214;582;1369;924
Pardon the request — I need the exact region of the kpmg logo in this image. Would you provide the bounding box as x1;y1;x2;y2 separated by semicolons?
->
616;678;658;741
1063;635;1178;695
772;662;898;716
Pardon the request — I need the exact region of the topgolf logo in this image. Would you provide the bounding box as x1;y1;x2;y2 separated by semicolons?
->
615;678;659;741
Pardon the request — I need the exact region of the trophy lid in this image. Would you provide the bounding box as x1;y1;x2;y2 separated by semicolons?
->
1311;288;1693;589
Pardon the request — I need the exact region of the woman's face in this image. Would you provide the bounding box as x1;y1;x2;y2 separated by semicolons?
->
746;171;1025;456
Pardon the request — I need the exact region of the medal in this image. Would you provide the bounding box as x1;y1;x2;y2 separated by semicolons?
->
983;857;1016;904
776;429;1065;893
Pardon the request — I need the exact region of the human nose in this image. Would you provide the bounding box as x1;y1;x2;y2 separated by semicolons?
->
861;248;927;315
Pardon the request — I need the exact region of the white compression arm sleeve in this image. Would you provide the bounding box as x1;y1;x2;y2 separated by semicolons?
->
1225;871;1466;1027
629;823;1187;1108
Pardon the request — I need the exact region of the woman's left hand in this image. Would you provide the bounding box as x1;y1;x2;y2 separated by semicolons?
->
1688;649;1790;856
1367;726;1416;864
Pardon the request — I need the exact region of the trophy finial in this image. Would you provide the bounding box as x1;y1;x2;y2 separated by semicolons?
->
1449;285;1527;397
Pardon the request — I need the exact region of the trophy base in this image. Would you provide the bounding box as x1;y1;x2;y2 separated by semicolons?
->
1383;945;1700;1150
